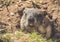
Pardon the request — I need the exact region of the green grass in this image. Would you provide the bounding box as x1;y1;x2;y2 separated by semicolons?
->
26;32;57;42
0;31;57;42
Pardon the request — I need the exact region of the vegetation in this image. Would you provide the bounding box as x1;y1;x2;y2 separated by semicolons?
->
0;31;57;42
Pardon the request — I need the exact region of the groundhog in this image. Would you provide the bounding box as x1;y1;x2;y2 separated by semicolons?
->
20;8;52;38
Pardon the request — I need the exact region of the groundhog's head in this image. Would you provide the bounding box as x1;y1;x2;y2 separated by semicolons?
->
22;8;47;29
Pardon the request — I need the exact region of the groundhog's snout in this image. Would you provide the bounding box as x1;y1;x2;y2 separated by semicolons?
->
28;18;35;27
28;18;34;23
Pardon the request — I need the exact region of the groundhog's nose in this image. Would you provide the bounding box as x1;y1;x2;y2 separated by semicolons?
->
28;18;34;23
28;18;34;27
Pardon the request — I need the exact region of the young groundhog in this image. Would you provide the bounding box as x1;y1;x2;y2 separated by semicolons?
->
20;8;52;38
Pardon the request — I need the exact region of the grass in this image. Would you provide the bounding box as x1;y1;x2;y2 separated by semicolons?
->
26;32;57;42
0;31;57;42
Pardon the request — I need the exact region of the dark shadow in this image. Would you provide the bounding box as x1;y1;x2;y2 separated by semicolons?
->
32;1;41;9
18;8;25;18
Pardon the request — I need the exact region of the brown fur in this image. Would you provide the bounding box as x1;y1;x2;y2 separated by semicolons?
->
20;8;52;38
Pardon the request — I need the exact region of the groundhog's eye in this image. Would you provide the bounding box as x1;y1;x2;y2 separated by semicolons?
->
25;13;27;16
